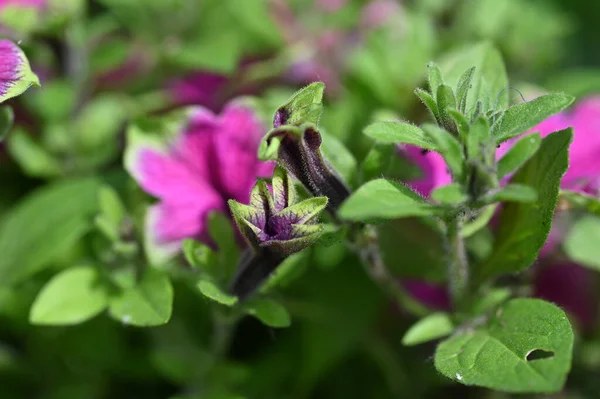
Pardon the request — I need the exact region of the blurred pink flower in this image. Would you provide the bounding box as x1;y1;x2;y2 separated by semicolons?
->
0;0;45;8
128;101;273;252
167;71;228;111
360;0;403;29
315;0;347;13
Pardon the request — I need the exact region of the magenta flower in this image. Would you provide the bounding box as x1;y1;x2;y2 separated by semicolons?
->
167;71;228;111
0;40;40;103
126;100;274;260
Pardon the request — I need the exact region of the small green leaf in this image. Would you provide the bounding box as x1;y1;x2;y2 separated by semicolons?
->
477;129;571;281
0;106;14;141
363;121;437;150
564;216;600;270
466;116;491;160
109;268;173;327
402;312;454;346
423;124;464;181
243;298;291;328
30;266;108;325
483;184;538;203
339;179;435;221
415;88;439;120
181;239;218;275
436;85;458;132
456;67;476;114
461;204;497;238
469;288;511;315
435;298;574;393
431;183;467;204
7;129;63;178
274;82;325;127
497;133;542;179
197;279;238;306
427;62;444;96
493;93;574;144
320;129;357;185
559;189;600;217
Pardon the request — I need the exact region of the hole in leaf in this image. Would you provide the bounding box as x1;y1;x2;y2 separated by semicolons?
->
526;349;555;361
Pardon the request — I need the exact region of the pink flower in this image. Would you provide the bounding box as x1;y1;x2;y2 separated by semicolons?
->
0;40;40;102
126;100;274;258
0;0;45;9
167;71;228;111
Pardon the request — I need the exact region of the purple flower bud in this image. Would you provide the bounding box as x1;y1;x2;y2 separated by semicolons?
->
263;124;351;213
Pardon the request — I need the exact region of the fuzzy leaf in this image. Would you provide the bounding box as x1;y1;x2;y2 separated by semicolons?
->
484;184;538;203
435;298;573;393
273;82;325;128
197;279;238;306
456;67;476;114
363;121;437;150
431;183;467;204
497;133;542;179
423;124;464;181
339;179;435;221
477;129;571;281
436;85;458;132
427;62;444;95
493;93;574;144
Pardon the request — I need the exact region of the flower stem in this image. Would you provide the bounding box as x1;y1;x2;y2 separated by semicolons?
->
357;226;430;318
445;215;469;310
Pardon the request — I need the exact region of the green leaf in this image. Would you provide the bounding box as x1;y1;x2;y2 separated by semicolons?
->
435;298;574;393
197;279;238;306
0;40;40;103
564;216;600;270
167;31;241;74
477;129;571;281
415;88;439;120
181;239;218;275
402;312;454;346
208;212;240;281
338;179;435;222
423;124;464;181
320;129;357;185
559;189;600;217
29;266;108;325
109;268;173;327
483;184;538;204
7;129;63;178
0;106;13;141
363;121;437;150
469;288;511;315
275;82;325;127
497;133;542;179
25;80;75;122
493;93;574;144
98;185;126;229
243;298;291;328
466;115;491;160
456;67;476;114
461;204;497;238
435;85;457;132
439;42;508;117
0;178;100;286
426;62;444;95
431;183;467;204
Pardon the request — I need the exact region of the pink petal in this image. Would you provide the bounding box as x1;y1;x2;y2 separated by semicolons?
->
402;145;452;196
214;102;273;203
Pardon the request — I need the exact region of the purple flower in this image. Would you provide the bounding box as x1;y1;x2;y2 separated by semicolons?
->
0;39;40;103
167;71;228;111
126;100;274;257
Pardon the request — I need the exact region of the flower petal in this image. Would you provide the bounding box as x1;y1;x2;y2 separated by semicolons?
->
0;40;40;103
402;145;452;197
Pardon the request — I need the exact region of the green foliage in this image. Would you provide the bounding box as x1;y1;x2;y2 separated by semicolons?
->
339;179;435;221
496;133;541;179
7;129;63;178
559;189;600;217
30;266;109;325
0;178;100;286
0;105;14;141
402;313;454;346
477;129;571;280
197;279;238;306
564;216;600;270
493;93;574;144
435;298;573;393
363;121;437;150
274;82;325;127
243;299;291;328
109;268;173;326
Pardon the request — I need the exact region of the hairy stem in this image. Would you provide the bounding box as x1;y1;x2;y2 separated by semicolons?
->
445;215;469;309
357;226;430;318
